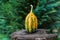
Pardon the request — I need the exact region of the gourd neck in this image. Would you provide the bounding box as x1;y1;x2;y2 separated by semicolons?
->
30;5;33;13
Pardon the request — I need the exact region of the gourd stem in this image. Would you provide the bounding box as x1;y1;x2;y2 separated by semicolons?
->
30;5;33;12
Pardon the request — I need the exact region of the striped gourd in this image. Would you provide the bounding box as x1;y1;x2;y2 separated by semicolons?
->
25;5;38;33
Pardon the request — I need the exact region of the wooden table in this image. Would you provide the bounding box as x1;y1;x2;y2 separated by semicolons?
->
11;29;57;40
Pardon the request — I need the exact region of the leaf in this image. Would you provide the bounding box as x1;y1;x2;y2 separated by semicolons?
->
46;1;60;8
45;9;57;15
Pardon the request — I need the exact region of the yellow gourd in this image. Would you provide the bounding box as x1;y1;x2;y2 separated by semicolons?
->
25;5;38;33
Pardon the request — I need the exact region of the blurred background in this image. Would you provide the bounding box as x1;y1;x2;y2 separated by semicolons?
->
0;0;60;40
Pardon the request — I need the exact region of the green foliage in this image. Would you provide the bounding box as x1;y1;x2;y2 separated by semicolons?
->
0;34;10;40
34;0;60;29
57;33;60;40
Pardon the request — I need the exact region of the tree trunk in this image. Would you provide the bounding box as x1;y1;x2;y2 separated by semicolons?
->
11;29;57;40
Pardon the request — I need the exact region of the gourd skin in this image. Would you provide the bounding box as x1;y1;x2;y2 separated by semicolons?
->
25;5;38;33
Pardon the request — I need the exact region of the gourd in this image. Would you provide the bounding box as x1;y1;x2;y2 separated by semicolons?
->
25;5;38;33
